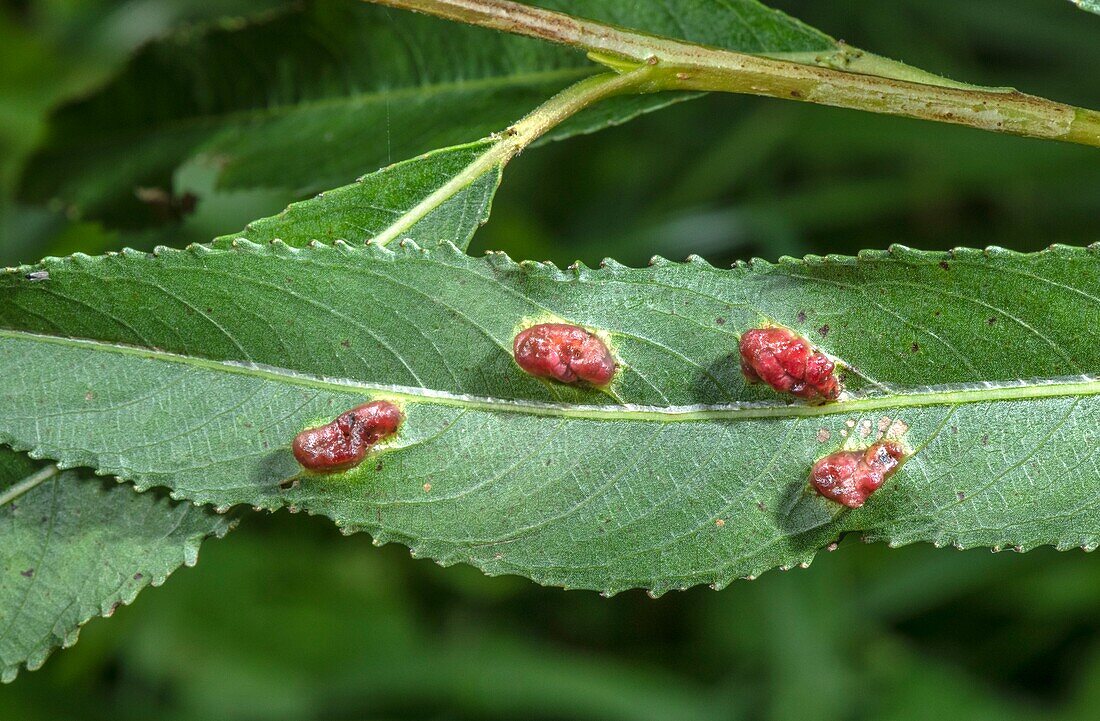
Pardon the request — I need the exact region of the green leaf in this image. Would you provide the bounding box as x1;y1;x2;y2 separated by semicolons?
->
212;140;502;250
1;241;1099;594
530;0;831;53
17;0;834;225
0;447;234;681
1070;0;1100;15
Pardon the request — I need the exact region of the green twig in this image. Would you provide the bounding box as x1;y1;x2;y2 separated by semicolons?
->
365;0;1100;148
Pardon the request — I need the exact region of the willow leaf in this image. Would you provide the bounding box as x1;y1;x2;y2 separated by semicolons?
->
1071;0;1100;16
16;0;707;225
0;447;234;682
14;0;877;227
1;242;1099;593
212;140;501;250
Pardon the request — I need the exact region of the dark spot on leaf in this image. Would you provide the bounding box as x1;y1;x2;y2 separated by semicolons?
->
818;324;830;338
911;343;920;353
797;311;807;323
988;317;997;325
933;310;942;317
715;317;726;326
957;492;966;501
756;502;766;512
21;568;34;578
951;425;958;434
790;89;803;98
278;478;297;491
340;339;350;348
375;462;384;472
981;435;990;446
939;261;950;271
133;573;144;581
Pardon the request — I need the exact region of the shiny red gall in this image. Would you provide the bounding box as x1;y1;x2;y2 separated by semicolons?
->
810;441;905;508
739;327;840;401
292;400;402;473
513;323;616;385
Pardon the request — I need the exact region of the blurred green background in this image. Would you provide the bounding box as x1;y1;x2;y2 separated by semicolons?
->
2;0;1100;718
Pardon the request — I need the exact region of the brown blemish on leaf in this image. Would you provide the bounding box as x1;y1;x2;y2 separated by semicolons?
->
715;518;725;528
423;483;432;493
887;419;910;437
817;428;831;443
939;261;950;271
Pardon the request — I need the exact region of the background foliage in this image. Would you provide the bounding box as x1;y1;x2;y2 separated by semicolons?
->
2;0;1100;718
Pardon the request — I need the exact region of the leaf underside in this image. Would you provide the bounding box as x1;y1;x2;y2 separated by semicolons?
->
0;448;233;682
2;241;1099;594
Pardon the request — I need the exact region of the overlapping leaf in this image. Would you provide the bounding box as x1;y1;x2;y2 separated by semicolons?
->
2;241;1099;593
15;0;839;226
0;447;233;682
212;139;502;250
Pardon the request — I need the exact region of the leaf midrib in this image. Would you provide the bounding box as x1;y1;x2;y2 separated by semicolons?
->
6;328;1100;422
